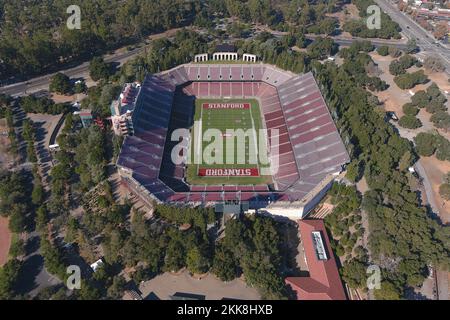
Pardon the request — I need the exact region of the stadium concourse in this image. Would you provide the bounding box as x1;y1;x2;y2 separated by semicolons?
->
114;62;350;219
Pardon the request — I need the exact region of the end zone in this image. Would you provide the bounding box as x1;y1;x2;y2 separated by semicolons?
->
198;168;260;177
203;102;251;109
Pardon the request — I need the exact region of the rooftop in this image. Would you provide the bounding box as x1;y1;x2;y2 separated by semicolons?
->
285;220;347;300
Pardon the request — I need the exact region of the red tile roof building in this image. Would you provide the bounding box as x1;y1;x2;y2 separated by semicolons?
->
285;220;347;300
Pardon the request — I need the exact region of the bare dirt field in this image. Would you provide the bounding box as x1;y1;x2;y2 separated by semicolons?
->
371;53;450;135
51;93;86;104
356;176;369;194
327;4;360;30
139;270;261;300
420;156;450;224
436;269;449;300
370;52;450;224
370;53;431;139
0;217;12;266
424;69;450;93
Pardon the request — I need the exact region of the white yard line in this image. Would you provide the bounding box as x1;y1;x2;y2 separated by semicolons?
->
196;107;203;175
248;104;261;173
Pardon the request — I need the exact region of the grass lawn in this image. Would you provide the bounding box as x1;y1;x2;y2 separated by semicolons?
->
186;98;272;185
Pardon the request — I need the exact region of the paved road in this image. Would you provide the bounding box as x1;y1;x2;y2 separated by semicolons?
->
0;27;187;98
415;160;440;215
257;26;410;49
305;34;409;50
266;28;409;49
0;47;145;97
436;269;449;300
375;0;450;76
1;26;411;98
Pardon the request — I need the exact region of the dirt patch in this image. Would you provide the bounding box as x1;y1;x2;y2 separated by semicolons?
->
327;4;360;29
423;69;450;93
51;93;87;104
139;270;261;300
370;52;410;115
0;217;12;266
370;52;450;140
420;156;450;224
356;176;369;194
51;94;75;104
370;52;430;116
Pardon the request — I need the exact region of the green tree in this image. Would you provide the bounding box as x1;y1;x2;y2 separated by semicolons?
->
414;132;436;156
9;239;25;258
32;180;44;206
186;247;209;275
74;80;87;94
164;239;185;273
9;207;26;233
78;280;101;300
402;103;419;116
411;91;429;108
107;275;127;299
374;281;402;300
394;70;428;89
0;259;21;299
377;46;389;56
89;57;112;81
431;111;450;130
398;115;422;129
307;37;338;60
341;259;367;289
211;245;238;282
439;183;450;201
49;73;72;95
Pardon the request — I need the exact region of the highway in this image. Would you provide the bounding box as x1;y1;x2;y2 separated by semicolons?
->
0;46;147;97
375;0;450;76
306;34;409;49
0;27;187;98
0;11;437;98
1;34;409;98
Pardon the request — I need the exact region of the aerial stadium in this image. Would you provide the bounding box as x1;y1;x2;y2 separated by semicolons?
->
111;50;350;219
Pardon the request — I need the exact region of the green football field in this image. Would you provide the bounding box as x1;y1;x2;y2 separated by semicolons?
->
186;98;272;185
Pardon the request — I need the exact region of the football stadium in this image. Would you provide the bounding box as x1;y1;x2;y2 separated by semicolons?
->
111;52;350;219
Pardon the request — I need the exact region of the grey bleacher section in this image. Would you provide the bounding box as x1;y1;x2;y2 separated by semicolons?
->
276;72;350;199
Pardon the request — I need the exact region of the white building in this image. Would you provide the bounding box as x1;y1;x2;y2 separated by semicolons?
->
90;259;104;272
111;82;141;136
